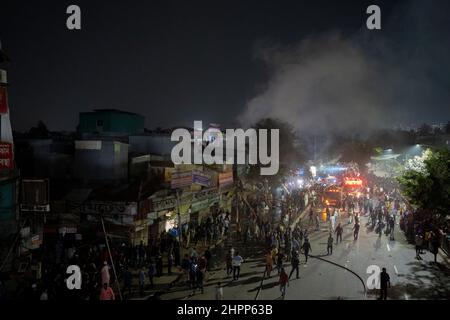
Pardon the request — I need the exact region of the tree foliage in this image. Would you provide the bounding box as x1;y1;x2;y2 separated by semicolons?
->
397;148;450;217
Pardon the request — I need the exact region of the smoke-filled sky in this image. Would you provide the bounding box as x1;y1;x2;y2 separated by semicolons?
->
0;0;449;132
241;0;450;134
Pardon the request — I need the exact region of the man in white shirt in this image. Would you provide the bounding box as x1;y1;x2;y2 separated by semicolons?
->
232;252;244;280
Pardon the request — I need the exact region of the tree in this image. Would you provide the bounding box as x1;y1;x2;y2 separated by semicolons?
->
397;148;450;218
28;121;49;138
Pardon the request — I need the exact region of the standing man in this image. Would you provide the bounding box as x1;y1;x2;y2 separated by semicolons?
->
302;238;312;264
335;223;343;244
327;233;334;255
232;252;244;280
330;210;336;232
204;247;212;271
379;268;391;300
430;233;440;263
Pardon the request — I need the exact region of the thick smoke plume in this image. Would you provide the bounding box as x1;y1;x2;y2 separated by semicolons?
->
240;0;450;136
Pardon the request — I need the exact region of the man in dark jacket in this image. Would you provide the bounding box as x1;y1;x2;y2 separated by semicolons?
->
302;239;312;263
379;268;390;300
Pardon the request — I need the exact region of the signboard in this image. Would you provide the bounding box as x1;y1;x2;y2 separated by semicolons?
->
151;196;177;212
66;201;137;216
75;140;102;150
0;142;13;169
30;234;43;249
219;171;233;187
0;87;8;114
343;178;363;187
171;170;192;189
164;167;173;182
150;187;220;213
59;226;77;234
192;169;211;187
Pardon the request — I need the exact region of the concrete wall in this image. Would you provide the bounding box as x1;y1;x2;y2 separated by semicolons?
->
73;140;129;181
129;134;176;158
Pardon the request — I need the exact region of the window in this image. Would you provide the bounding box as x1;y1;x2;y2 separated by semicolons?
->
97;120;103;126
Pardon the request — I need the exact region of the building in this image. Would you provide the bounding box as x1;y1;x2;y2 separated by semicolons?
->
129;132;176;160
73;140;129;182
78;109;145;136
73;109;147;183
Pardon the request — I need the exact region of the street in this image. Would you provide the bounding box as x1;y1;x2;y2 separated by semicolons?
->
160;207;450;300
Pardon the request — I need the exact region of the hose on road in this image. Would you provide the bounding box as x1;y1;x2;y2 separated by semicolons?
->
310;254;367;299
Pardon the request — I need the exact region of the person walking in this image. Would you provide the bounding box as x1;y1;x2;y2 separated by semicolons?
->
279;268;289;299
232;252;244;280
99;283;115;300
156;252;163;277
276;251;285;275
302;238;312;264
327;233;333;255
330;211;336;232
204;247;212;271
415;234;423;259
100;261;110;287
289;250;300;279
225;251;233;276
148;260;156;288
379;268;390;300
265;251;274;278
353;222;360;240
189;258;198;291
215;282;224;300
196;268;204;294
335;223;343;244
430;233;440;263
138;268;145;296
181;254;191;284
167;251;174;275
122;267;132;297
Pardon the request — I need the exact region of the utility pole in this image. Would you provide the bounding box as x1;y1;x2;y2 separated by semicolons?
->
100;214;123;300
176;189;182;243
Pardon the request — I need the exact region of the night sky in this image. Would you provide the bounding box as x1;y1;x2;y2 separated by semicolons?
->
1;0;449;133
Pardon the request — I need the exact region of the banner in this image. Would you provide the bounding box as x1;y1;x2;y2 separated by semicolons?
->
219;171;234;189
0;142;12;169
0;87;8;114
192;169;212;187
164;167;173;182
171;170;192;189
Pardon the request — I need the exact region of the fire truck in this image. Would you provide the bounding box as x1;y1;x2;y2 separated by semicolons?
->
322;185;342;208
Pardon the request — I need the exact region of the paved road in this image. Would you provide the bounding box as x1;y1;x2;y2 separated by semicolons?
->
161;207;450;300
